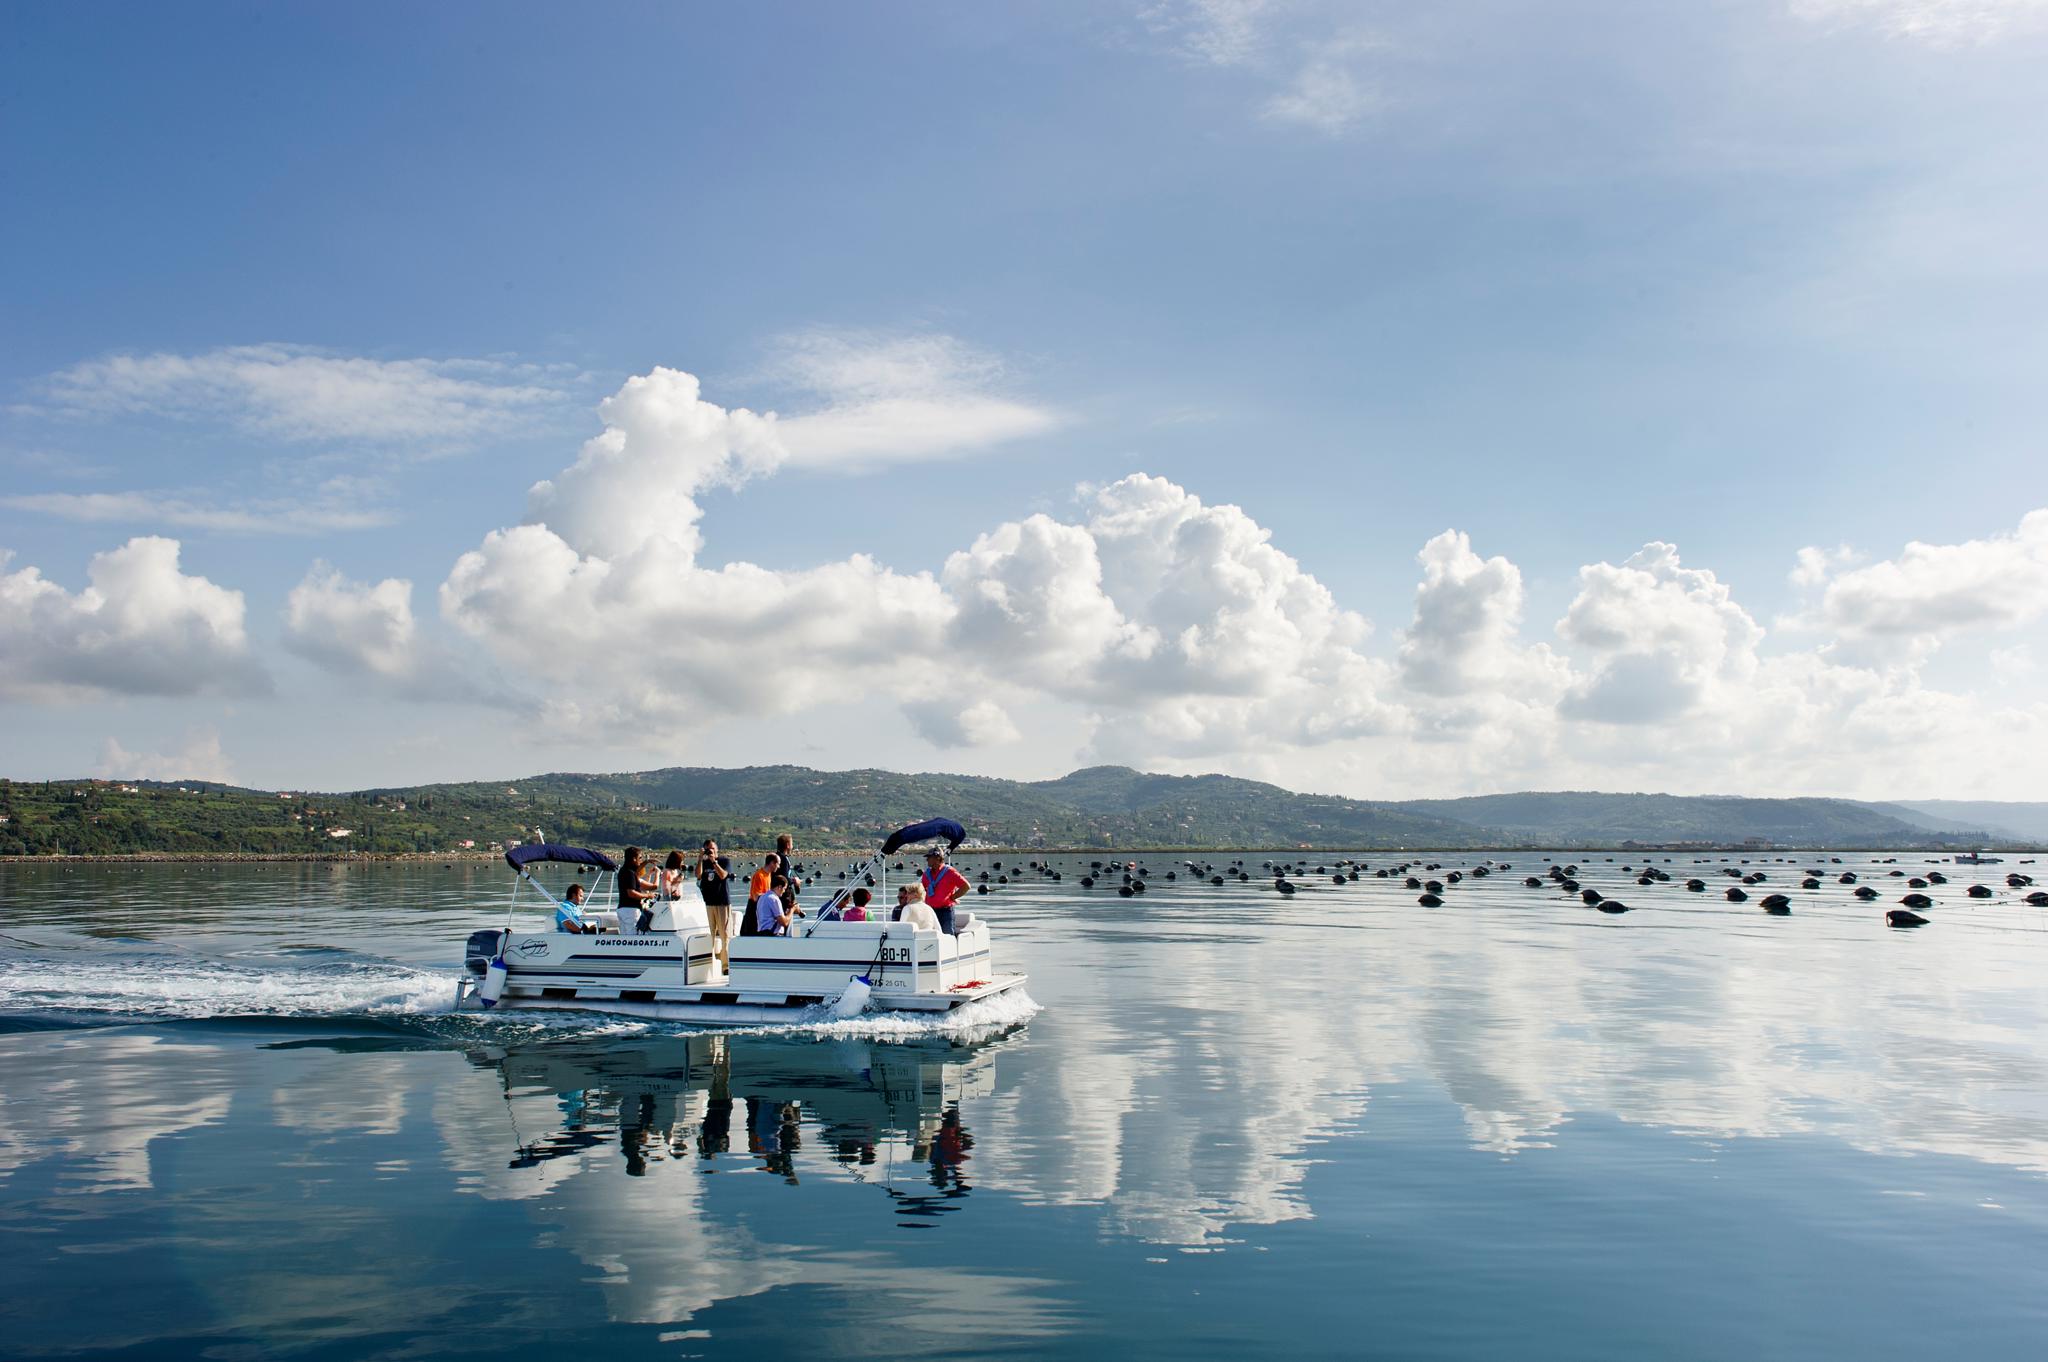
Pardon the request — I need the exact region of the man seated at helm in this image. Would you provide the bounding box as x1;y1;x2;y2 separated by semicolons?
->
896;881;942;933
556;882;594;934
919;847;973;935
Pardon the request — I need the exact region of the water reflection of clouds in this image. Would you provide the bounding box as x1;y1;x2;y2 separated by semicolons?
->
0;1030;232;1192
975;869;2048;1243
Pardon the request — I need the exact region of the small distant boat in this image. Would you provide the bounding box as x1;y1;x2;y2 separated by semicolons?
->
454;818;1026;1024
1955;850;2003;865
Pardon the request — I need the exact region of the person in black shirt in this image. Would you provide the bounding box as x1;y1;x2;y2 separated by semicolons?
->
696;838;733;970
618;846;656;934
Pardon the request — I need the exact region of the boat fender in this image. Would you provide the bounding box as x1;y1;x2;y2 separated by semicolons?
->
479;955;509;1008
831;973;872;1018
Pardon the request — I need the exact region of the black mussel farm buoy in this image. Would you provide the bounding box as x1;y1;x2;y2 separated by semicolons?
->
1211;875;1225;886
1907;878;1927;889
1927;871;1947;884
1425;880;1444;894
1854;885;1879;900
2026;892;2048;906
1581;888;1604;906
977;884;990;894
1332;874;1345;885
1447;871;1463;883
1901;893;1934;909
1117;885;1134;897
1525;877;1543;888
1638;875;1655;886
1726;886;1748;902
1887;909;1930;928
1801;878;1820;890
1888;869;1905;877
1080;877;1095;888
1418;893;1444;907
1405;877;1422;889
1560;878;1580;892
1967;884;1993;899
1839;873;1857;884
1597;899;1630;914
1131;880;1146;893
1761;894;1791;914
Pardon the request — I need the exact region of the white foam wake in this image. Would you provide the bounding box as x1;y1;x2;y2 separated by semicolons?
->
0;956;457;1022
706;986;1043;1043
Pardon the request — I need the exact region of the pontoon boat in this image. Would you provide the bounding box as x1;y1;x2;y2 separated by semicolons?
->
454;818;1027;1023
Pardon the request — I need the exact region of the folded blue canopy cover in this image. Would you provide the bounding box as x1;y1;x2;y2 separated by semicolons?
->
880;818;967;855
505;843;620;872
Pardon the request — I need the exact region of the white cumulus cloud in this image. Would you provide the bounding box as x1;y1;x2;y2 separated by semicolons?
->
1797;507;2048;638
1558;542;1764;724
95;727;237;784
0;537;267;702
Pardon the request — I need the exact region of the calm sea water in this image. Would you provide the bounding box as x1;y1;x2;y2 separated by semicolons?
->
3;851;2047;1360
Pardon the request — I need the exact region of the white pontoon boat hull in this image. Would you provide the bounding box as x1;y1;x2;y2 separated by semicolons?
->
456;907;1025;1024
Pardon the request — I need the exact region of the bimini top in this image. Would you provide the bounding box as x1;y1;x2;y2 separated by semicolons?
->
880;818;967;855
505;843;619;873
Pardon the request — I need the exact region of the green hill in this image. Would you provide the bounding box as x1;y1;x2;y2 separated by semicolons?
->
0;767;2022;858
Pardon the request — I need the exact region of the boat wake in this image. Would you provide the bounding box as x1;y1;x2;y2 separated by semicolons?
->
0;947;454;1026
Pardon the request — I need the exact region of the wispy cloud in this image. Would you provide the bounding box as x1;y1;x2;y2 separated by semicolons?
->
769;330;1061;470
29;343;577;449
1262;35;1385;134
1140;2;1387;135
1;447;112;480
1143;0;1281;66
1790;0;2048;44
1;486;395;535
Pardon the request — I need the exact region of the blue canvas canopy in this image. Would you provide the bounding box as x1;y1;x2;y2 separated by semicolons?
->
880;818;967;855
505;843;619;873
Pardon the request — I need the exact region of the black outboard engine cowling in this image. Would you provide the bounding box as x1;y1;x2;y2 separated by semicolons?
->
465;928;507;974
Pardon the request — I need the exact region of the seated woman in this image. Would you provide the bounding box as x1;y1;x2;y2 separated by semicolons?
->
839;887;873;922
896;882;941;933
556;882;593;934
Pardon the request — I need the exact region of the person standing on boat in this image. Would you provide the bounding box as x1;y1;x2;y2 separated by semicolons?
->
661;850;686;901
743;852;781;936
696;838;733;970
775;832;801;898
920;847;972;935
619;846;656;933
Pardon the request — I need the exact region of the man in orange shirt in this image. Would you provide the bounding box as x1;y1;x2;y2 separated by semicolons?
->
742;852;780;937
920;847;972;935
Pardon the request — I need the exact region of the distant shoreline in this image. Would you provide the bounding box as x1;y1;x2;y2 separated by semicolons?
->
2;844;2038;866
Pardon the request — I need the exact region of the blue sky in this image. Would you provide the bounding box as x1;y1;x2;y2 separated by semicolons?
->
3;1;2045;799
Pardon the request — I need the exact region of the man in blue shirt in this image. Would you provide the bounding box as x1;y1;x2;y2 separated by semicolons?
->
754;873;802;937
556;882;592;933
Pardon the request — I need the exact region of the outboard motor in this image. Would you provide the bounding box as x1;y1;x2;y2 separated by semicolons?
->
464;929;506;974
466;929;509;1008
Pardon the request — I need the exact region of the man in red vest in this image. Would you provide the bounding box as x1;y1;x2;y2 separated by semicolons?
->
920;847;972;935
